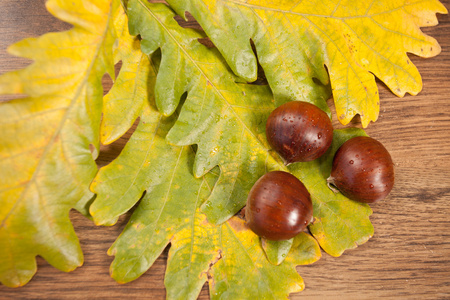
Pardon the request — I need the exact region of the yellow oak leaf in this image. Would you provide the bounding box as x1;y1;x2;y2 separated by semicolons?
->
0;0;118;287
166;0;447;127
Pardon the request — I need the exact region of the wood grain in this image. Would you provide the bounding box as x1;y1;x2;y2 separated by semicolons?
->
0;0;449;299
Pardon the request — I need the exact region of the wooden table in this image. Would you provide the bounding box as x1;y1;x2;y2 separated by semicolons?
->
1;0;449;298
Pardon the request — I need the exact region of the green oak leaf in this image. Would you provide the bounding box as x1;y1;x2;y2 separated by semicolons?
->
90;7;322;298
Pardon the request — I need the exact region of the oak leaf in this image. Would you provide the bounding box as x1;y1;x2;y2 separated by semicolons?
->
0;0;118;287
165;0;447;127
90;12;322;297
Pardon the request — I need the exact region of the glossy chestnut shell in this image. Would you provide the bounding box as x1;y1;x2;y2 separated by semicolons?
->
327;136;395;203
245;171;313;241
266;101;333;164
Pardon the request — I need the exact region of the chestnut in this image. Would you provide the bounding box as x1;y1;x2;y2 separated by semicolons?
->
266;101;333;164
245;171;313;241
327;136;395;203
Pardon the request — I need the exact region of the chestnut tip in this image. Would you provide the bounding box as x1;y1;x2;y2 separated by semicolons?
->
283;159;293;166
326;176;340;194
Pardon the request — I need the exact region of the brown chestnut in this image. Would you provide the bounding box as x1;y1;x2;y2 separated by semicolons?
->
245;171;313;241
266;101;333;164
327;136;395;203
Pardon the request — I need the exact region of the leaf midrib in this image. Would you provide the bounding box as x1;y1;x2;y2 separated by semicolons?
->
225;0;431;19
